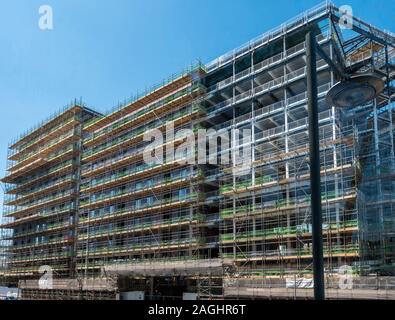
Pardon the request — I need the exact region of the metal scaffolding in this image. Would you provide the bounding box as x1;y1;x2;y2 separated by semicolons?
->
201;1;395;299
0;1;394;300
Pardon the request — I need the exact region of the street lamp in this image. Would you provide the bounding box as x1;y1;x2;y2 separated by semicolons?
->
305;29;325;301
326;74;384;108
305;28;384;300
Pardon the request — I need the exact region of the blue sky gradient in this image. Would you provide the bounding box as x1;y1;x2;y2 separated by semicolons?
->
1;0;395;214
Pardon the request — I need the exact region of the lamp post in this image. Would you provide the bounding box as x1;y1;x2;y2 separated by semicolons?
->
306;26;385;300
306;29;325;301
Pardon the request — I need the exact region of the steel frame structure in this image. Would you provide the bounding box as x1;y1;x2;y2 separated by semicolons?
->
0;1;394;300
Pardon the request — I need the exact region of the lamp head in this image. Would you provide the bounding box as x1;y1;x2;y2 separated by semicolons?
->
326;74;384;108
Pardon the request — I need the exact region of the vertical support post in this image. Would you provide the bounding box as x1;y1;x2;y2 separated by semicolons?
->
306;29;325;300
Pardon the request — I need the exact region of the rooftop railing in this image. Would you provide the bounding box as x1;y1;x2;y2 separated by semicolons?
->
205;1;395;73
8;99;89;149
85;83;205;141
206;1;331;73
85;61;205;129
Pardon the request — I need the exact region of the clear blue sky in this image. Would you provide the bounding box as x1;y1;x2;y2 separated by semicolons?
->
1;0;395;214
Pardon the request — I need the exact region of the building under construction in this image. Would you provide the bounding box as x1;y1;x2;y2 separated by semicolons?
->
1;2;395;300
0;105;100;286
